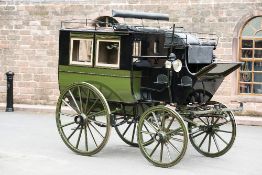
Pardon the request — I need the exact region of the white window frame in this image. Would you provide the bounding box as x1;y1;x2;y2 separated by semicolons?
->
95;39;120;68
133;40;141;56
70;38;93;66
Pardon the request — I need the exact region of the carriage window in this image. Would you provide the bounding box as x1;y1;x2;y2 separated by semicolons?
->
70;38;93;66
239;16;262;95
133;40;141;56
96;40;120;68
154;40;160;54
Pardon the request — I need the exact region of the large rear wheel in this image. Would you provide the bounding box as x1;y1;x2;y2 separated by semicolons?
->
56;82;111;156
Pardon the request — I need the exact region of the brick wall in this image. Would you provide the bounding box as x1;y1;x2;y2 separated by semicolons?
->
0;0;262;113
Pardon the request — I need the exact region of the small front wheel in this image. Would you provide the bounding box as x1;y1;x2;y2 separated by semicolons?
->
188;101;236;157
115;115;139;147
137;106;188;168
56;82;111;156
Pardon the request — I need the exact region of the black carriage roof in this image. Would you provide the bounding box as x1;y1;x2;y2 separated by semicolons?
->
60;10;169;34
60;23;168;34
60;26;217;46
60;10;218;46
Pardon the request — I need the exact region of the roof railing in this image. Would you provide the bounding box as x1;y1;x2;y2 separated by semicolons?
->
60;18;117;30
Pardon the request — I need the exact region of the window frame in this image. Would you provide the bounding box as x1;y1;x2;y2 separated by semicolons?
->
238;16;262;95
95;39;121;68
133;40;142;57
70;37;93;66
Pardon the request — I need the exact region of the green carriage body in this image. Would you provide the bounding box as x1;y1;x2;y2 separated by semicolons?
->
56;10;241;168
59;65;140;103
58;29;142;104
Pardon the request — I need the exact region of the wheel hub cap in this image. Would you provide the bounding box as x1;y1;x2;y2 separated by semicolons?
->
155;131;167;142
74;115;85;125
201;125;218;134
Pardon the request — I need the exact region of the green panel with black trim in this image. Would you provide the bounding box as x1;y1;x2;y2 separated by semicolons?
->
59;65;141;103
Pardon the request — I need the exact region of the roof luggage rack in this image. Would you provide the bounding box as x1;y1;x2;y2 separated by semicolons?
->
60;18;118;30
165;30;219;48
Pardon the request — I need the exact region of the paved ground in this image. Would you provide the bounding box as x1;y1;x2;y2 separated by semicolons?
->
0;111;262;175
1;103;262;125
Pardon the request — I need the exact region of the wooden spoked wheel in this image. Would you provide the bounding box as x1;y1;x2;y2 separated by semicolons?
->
56;82;111;156
188;102;236;157
114;104;150;147
115;115;140;147
137;106;188;168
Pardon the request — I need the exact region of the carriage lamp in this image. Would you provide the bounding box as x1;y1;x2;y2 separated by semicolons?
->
167;52;182;72
169;52;176;60
172;59;182;72
165;60;172;69
165;52;176;69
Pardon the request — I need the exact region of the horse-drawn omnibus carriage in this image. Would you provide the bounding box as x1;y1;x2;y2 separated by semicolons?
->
56;10;241;168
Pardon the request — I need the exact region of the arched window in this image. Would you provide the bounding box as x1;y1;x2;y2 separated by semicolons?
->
94;16;118;27
239;16;262;95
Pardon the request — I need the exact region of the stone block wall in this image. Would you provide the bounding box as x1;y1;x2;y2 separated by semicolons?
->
0;0;262;113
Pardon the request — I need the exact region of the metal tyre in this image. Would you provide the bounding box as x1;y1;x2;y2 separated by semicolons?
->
137;106;188;168
188;102;236;157
56;82;111;156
